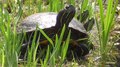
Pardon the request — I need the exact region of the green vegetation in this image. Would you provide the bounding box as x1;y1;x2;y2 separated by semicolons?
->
0;0;118;67
97;0;118;65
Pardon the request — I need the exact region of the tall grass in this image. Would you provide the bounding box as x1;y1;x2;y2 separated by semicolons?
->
0;1;22;67
97;0;118;65
1;0;118;66
0;0;74;67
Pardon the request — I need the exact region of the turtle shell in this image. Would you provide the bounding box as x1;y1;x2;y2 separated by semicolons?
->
19;12;86;33
18;12;87;40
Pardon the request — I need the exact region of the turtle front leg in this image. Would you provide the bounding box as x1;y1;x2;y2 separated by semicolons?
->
67;40;89;60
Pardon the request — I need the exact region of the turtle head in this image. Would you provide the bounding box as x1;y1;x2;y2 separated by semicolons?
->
56;5;76;28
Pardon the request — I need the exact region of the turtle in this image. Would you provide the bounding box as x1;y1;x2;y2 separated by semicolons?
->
18;5;94;60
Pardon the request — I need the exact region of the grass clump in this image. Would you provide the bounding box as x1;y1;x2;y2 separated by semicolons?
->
97;0;118;65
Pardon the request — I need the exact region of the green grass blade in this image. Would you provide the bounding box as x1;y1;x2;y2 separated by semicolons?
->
40;29;54;45
61;30;71;61
49;24;66;60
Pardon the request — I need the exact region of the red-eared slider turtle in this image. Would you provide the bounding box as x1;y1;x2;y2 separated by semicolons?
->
18;5;94;60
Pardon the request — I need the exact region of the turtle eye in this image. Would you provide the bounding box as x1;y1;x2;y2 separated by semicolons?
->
65;5;75;12
65;5;69;9
65;4;72;10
